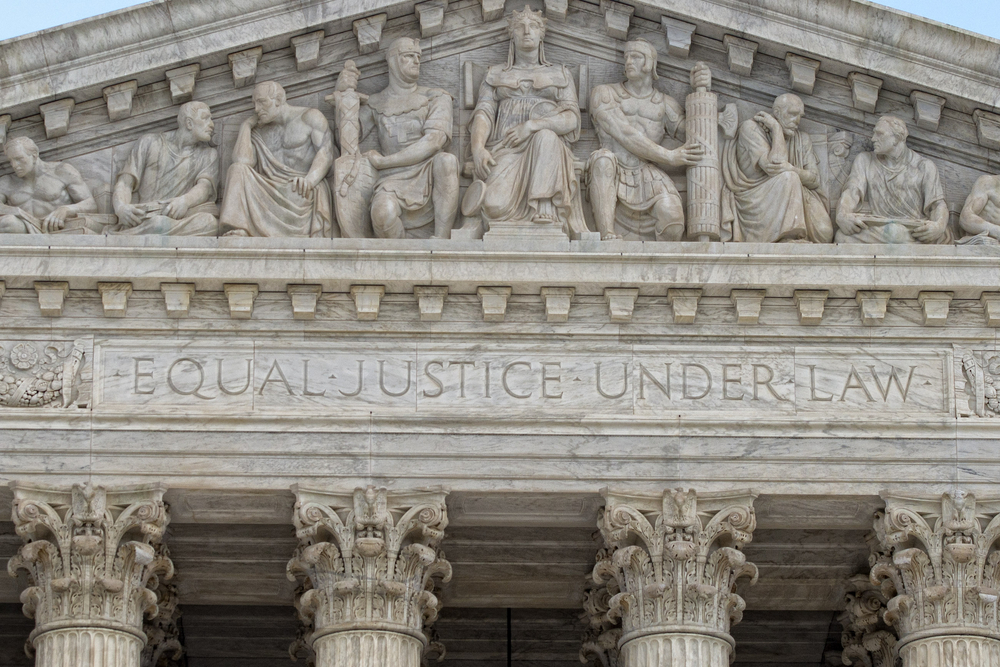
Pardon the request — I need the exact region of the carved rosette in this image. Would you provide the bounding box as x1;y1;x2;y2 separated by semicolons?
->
871;491;1000;667
286;486;451;667
594;489;758;667
6;482;172;667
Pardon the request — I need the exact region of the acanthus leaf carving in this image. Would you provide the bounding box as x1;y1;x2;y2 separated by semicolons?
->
595;488;758;655
287;485;451;662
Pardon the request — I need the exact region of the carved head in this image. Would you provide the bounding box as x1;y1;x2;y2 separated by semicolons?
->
624;39;658;82
4;136;39;178
772;93;805;136
872;116;908;156
386;37;422;84
252;81;287;125
507;5;546;51
178;101;214;144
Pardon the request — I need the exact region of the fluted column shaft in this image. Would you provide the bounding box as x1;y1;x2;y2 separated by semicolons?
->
6;482;172;667
593;488;758;667
287;486;451;667
872;491;1000;667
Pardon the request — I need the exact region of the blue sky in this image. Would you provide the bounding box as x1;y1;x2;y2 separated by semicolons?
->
0;0;997;41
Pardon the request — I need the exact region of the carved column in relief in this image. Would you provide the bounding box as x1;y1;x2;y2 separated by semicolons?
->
594;489;758;667
6;482;173;667
872;491;1000;667
685;64;721;242
287;486;451;667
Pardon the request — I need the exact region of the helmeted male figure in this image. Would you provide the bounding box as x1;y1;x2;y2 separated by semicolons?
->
836;115;951;244
588;39;705;241
111;101;220;236
220;81;336;237
0;137;97;234
336;38;459;239
722;93;833;243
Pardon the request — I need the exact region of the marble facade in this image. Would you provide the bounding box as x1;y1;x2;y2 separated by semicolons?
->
2;0;1000;666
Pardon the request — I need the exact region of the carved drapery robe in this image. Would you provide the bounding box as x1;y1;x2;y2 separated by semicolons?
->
110;132;220;236
369;86;453;237
722;120;832;243
220;131;333;238
836;148;952;244
587;82;685;239
472;63;587;235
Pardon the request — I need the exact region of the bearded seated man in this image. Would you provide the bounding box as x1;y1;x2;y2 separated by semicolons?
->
0;137;98;234
836;115;952;245
721;93;832;243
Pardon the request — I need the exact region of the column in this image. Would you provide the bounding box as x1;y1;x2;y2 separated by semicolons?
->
872;491;1000;667
287;486;451;667
594;488;758;667
6;482;172;667
841;536;898;667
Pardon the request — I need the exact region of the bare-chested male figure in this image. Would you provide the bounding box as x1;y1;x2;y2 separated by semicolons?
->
960;174;1000;241
220;81;336;237
0;137;97;234
588;39;705;241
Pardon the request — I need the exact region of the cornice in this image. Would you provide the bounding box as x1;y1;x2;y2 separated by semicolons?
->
0;0;998;120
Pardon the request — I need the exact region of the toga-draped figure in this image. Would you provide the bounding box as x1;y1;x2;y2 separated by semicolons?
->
111;101;220;236
836;115;951;244
465;5;587;237
722;94;832;243
220;81;335;238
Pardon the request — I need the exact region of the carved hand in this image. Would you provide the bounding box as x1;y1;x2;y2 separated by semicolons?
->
336;61;361;93
291;176;315;198
472;146;496;181
837;211;867;235
162;197;190;220
690;62;712;90
243;115;259;130
116;203;144;228
761;159;795;177
501;122;534;149
754;111;782;133
913;218;947;243
364;150;386;170
665;141;705;167
42;206;71;232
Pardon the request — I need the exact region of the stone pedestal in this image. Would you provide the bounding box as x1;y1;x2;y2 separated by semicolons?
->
872;491;1000;667
6;482;172;667
593;488;758;667
287;486;451;667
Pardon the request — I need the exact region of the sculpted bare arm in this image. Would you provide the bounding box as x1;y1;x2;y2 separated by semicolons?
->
591;86;702;168
295;108;335;196
960;175;1000;238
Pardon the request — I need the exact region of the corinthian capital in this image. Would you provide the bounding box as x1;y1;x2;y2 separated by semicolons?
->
841;536;898;667
286;486;451;664
6;482;172;658
872;490;1000;640
594;488;759;652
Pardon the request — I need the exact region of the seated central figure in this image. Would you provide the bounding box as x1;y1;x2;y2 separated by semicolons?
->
465;5;587;237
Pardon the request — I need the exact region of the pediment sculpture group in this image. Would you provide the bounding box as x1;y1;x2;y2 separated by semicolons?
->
2;5;999;246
